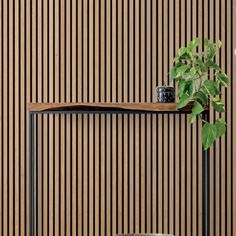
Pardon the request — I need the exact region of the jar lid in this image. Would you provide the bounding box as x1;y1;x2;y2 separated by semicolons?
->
156;86;175;92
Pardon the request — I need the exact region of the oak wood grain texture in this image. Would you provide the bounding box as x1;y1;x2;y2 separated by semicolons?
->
27;102;194;112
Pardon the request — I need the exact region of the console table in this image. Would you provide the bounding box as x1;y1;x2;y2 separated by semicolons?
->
28;103;209;236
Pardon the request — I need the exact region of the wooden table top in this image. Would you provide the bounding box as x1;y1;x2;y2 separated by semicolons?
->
27;102;197;113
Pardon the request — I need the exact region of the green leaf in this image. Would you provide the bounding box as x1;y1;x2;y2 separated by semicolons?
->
190;67;197;77
189;101;204;124
183;80;194;96
215;72;230;87
207;47;216;60
203;80;220;96
206;60;220;70
215;40;222;49
178;79;194;98
173;56;180;63
215;118;226;139
170;63;180;79
171;63;190;80
195;58;207;72
193;91;208;105
188;38;200;51
177;94;191;109
192;101;205;115
176;64;190;77
179;53;192;61
204;39;217;60
189;113;197;124
200;86;210;96
202;122;217;150
178;79;186;97
171;67;177;80
212;97;225;112
204;38;212;47
187;50;195;60
178;47;187;56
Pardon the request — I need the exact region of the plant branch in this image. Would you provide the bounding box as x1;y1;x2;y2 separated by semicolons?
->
199;114;208;124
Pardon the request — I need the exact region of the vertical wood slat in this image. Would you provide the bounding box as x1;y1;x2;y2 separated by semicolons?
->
0;0;2;231
1;0;7;234
0;0;235;235
14;0;20;234
226;1;233;236
9;1;13;235
233;2;236;236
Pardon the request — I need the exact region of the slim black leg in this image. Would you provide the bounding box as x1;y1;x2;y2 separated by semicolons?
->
206;112;210;235
202;146;208;236
29;112;34;236
202;111;210;236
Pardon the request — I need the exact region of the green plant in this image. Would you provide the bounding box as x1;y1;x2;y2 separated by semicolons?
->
171;38;230;150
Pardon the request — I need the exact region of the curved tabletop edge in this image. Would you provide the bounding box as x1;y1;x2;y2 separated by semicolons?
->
27;102;203;113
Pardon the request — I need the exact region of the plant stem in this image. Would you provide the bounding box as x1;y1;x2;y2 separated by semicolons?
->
199;114;207;124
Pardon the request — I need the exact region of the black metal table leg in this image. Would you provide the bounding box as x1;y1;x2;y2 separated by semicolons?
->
202;111;210;236
29;112;34;236
202;147;209;236
28;109;209;236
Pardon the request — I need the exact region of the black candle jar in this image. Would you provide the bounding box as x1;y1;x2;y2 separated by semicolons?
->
156;86;175;103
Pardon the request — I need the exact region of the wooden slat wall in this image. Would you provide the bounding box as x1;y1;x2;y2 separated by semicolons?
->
0;0;236;235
